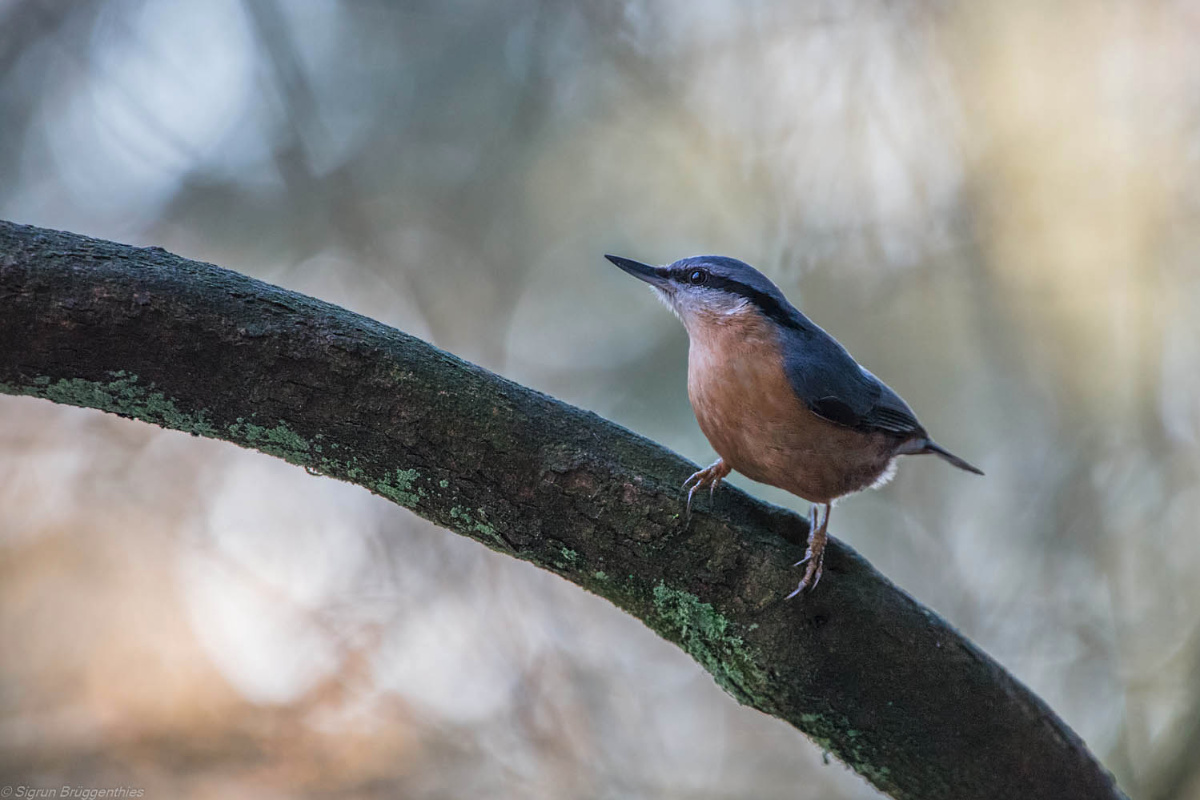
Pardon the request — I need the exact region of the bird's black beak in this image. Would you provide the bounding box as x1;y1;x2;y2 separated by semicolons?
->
605;255;668;287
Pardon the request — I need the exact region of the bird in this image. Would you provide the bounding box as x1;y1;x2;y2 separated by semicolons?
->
606;254;983;597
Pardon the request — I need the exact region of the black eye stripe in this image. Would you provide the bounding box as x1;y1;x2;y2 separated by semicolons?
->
672;270;800;329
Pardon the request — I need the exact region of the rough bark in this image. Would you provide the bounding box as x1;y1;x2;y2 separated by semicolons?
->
0;220;1126;800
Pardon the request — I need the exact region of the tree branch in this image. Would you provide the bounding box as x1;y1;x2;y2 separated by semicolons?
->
0;220;1125;800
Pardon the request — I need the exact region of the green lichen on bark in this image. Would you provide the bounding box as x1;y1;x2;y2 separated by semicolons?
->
10;372;220;438
649;582;766;706
448;505;503;547
0;372;452;520
1;372;325;466
228;417;312;459
374;467;426;507
798;710;901;790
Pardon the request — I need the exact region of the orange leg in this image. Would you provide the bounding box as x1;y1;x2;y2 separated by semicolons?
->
787;502;830;598
682;458;731;521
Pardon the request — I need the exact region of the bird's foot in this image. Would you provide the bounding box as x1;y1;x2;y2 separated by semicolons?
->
786;503;829;598
682;459;731;521
786;554;824;599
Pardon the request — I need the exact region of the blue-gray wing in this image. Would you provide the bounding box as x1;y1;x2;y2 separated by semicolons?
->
780;325;925;439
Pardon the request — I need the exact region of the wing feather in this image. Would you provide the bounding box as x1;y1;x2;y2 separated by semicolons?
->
780;326;925;439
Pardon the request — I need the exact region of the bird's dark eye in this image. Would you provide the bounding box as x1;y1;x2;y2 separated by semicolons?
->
687;269;708;285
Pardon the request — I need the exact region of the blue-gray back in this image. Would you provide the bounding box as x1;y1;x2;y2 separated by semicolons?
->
778;311;926;439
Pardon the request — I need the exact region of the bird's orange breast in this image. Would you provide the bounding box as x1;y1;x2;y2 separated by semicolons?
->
685;308;895;503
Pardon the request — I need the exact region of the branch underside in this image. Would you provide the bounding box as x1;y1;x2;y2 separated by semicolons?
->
0;221;1125;800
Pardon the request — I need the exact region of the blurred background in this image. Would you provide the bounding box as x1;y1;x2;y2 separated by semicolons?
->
2;0;1199;797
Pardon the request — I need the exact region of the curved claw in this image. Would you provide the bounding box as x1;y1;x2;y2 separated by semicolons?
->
681;459;729;522
685;483;701;521
785;559;824;599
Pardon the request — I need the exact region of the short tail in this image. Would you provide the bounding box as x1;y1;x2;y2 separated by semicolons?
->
922;440;984;476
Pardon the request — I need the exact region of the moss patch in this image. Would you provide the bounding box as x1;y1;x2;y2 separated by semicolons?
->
374;467;426;507
795;710;897;793
24;371;220;438
228;417;311;462
449;505;503;547
0;372;437;515
649;582;765;705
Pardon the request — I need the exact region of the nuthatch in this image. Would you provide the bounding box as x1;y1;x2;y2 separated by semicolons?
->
606;254;983;597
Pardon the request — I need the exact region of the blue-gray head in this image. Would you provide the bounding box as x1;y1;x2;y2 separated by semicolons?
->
605;254;799;333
